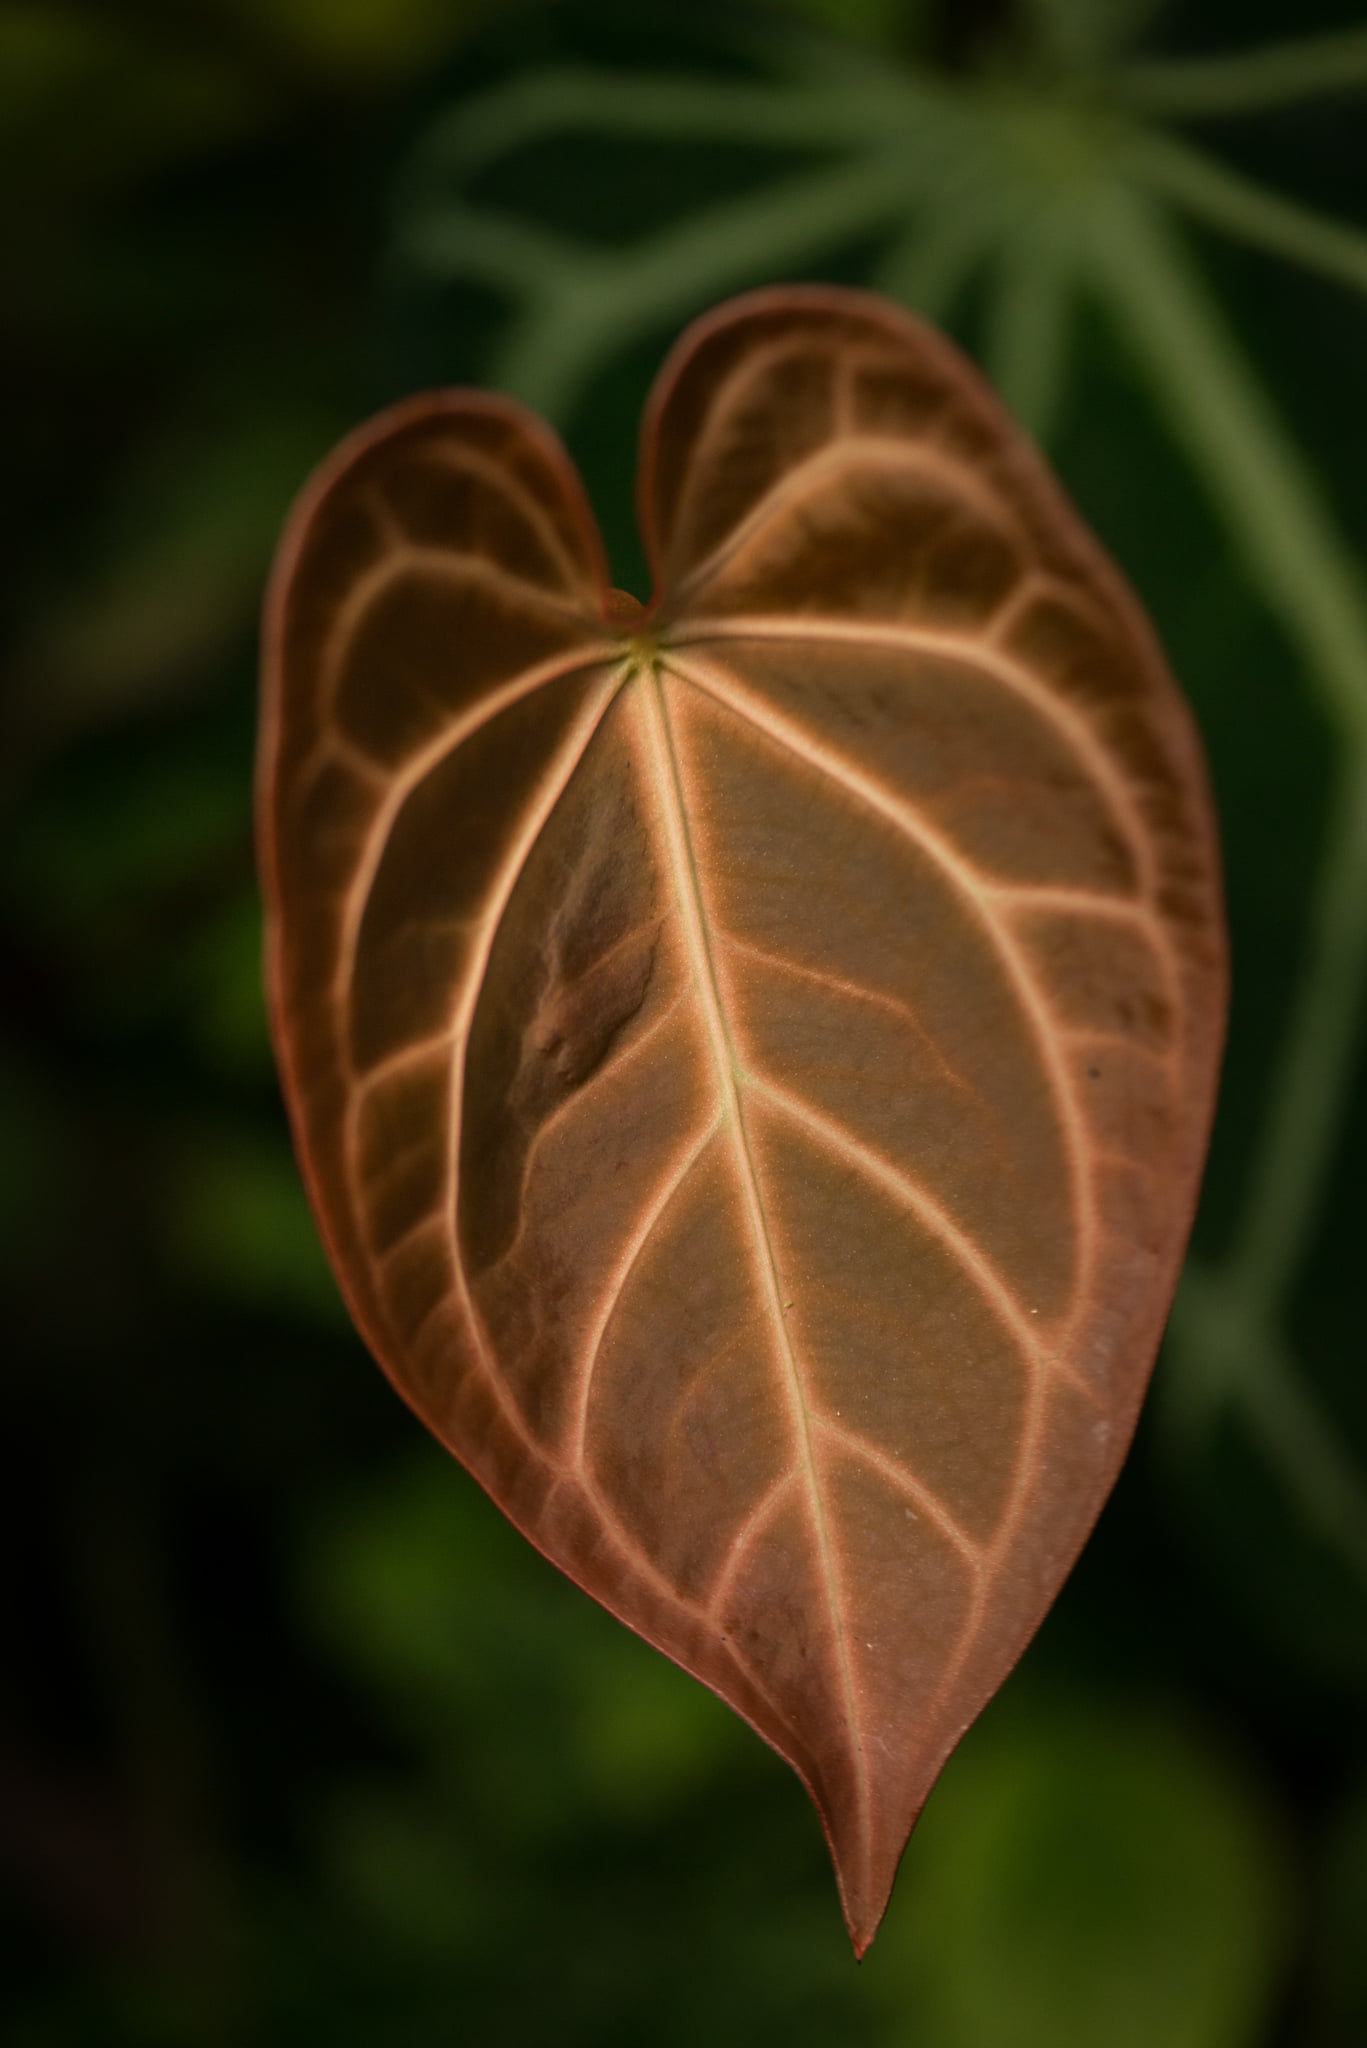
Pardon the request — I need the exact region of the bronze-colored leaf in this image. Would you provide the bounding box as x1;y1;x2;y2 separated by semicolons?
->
258;288;1226;1953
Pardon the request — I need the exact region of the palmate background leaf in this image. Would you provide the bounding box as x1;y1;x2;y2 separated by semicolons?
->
391;0;1367;1595
260;287;1225;1947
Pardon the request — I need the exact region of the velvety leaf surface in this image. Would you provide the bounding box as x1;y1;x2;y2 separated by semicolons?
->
258;287;1226;1952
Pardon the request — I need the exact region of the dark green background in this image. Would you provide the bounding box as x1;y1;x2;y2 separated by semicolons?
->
2;2;1365;2041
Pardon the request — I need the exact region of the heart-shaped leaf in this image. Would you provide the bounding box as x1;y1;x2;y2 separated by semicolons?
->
259;286;1225;1952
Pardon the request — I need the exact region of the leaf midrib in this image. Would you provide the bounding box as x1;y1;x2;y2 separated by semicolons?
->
639;660;871;1870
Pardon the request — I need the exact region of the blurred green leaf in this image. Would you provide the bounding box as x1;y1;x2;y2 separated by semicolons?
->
13;405;342;745
1024;0;1166;66
0;1051;68;1259
220;0;498;77
166;1128;346;1324
8;749;245;927
873;1693;1294;2048
177;889;273;1080
1317;1767;1367;2037
320;1787;489;1959
776;0;922;47
0;2;267;196
302;1453;746;1835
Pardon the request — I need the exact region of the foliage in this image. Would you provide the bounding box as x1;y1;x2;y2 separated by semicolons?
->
261;286;1228;1949
1;0;1365;2041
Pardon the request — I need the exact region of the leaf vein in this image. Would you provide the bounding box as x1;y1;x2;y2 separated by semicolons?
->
641;667;873;1880
746;1071;1101;1408
668;646;1100;1334
669;615;1163;908
570;1117;719;1473
811;1414;985;1569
